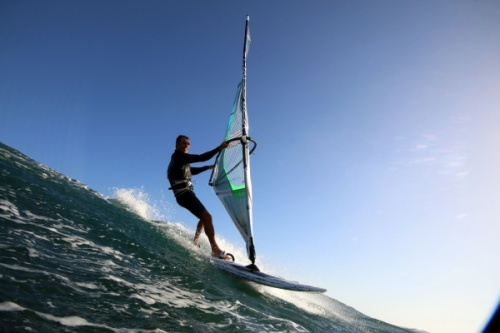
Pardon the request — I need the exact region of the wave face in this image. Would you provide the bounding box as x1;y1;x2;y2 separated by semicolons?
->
0;142;419;333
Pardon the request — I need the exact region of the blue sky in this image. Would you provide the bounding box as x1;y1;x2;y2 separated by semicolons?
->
1;1;499;332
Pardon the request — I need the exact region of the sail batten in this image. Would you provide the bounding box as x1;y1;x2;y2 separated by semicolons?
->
209;16;257;264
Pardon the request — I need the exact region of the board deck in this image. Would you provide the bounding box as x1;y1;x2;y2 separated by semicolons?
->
210;258;326;293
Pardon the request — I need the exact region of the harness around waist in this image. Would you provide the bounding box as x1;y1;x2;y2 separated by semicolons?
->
168;179;193;196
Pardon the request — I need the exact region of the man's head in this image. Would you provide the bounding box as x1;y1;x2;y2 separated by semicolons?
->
175;135;190;153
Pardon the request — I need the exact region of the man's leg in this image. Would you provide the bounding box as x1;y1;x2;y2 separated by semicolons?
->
198;210;221;255
193;221;203;247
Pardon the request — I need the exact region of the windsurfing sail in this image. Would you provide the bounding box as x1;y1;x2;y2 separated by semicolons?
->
209;16;258;268
207;17;326;293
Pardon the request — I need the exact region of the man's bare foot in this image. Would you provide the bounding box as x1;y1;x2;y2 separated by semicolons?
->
193;232;201;248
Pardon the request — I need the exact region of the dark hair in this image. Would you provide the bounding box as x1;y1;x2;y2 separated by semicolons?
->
176;135;190;145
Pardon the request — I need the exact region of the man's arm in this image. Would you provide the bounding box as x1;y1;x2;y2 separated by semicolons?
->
180;141;228;164
191;165;212;176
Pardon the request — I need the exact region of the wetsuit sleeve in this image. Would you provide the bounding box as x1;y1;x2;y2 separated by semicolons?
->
177;146;220;165
191;166;211;175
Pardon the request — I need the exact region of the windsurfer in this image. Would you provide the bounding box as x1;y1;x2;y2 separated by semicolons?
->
167;135;231;260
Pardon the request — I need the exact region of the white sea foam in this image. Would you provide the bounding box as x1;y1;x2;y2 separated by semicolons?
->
111;187;169;221
37;313;93;327
0;199;20;217
74;282;100;290
0;301;166;332
0;301;25;311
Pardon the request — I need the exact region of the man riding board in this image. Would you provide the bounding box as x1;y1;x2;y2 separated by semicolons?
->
167;135;232;260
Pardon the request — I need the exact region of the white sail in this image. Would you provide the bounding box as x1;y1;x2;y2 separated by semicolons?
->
208;18;326;293
209;16;257;265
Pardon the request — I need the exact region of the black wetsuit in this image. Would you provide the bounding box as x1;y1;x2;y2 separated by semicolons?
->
167;146;220;217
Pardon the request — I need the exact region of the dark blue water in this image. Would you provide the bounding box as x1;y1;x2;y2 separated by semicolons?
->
0;141;424;332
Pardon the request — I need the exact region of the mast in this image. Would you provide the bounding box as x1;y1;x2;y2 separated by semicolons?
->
241;15;249;137
241;16;257;267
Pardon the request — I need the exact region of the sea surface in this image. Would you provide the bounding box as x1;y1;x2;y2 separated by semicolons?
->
0;141;424;333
